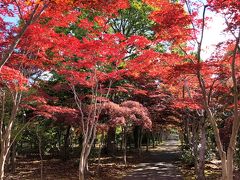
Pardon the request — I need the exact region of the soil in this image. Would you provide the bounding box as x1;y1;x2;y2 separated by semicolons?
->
5;140;240;179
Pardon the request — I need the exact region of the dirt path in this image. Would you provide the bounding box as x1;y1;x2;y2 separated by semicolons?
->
123;140;183;180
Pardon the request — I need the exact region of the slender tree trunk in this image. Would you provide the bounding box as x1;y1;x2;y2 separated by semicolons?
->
133;126;137;149
120;136;123;151
146;132;149;152
226;148;234;180
0;125;14;179
139;128;143;153
199;94;230;180
159;131;163;143
158;132;161;145
123;127;127;166
0;153;7;180
192;121;199;176
106;127;116;155
0;98;19;180
137;127;140;150
79;123;98;180
63;125;71;161
57;129;62;153
208;114;228;180
79;149;86;180
5;146;11;172
197;119;206;180
97;132;104;173
36;127;43;180
79;145;90;180
222;155;228;180
79;137;87;180
152;132;155;148
10;141;17;173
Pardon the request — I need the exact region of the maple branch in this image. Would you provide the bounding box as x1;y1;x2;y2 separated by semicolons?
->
0;4;39;69
224;17;240;49
0;2;49;70
71;85;85;136
13;0;24;22
197;5;208;62
195;4;209;107
207;78;217;106
85;68;98;136
0;90;6;146
105;80;113;98
184;79;192;98
224;17;237;39
96;80;112;117
178;45;188;55
184;0;198;44
183;78;205;117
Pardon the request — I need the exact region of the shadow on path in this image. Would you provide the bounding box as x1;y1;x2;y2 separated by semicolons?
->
123;140;183;180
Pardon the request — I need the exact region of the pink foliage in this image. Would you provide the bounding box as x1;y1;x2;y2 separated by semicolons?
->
103;100;152;129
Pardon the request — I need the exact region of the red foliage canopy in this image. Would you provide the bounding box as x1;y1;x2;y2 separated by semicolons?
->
103;100;152;129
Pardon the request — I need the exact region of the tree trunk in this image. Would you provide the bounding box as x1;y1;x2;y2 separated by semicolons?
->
226;147;234;180
221;155;228;180
133;126;138;149
152;132;155;148
123;127;127;166
205;109;228;180
197;120;206;180
63;125;71;161
192;121;199;176
10;141;17;173
106;127;116;155
146;132;149;152
78;122;98;180
0;107;17;180
159;131;163;143
139;128;143;154
79;137;87;180
184;119;190;148
0;151;6;180
57;129;62;150
5;146;11;172
97;132;104;173
133;126;142;151
157;133;160;145
79;142;93;180
79;150;86;180
36;127;43;180
0;126;14;179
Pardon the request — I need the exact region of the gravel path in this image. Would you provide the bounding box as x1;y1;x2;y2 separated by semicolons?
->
123;140;183;180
